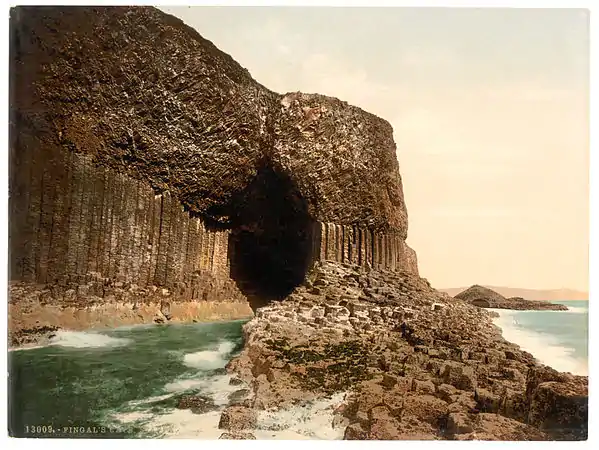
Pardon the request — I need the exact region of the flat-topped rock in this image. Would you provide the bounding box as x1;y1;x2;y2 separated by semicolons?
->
455;286;568;311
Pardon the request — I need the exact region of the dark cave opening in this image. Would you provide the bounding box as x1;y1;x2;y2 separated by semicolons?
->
472;299;491;308
228;164;316;311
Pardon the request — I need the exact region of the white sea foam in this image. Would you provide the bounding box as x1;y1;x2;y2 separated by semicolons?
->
563;306;588;314
491;310;588;376
49;330;132;348
117;390;347;439
137;409;224;439
164;373;242;406
111;323;156;331
8;344;47;352
182;341;236;370
112;364;345;440
126;393;177;407
108;371;246;438
113;410;155;424
254;392;347;440
108;336;346;439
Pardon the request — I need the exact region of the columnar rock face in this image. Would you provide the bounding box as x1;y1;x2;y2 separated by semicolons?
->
9;148;241;298
9;6;417;313
313;223;418;275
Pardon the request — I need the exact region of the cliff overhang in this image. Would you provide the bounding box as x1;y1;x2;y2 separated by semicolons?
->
9;6;417;311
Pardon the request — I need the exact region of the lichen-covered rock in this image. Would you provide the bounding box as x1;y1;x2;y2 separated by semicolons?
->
526;378;588;439
224;261;587;441
218;405;257;431
219;432;256;440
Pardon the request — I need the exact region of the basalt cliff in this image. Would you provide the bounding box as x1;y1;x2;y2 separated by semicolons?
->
8;6;587;441
9;6;416;342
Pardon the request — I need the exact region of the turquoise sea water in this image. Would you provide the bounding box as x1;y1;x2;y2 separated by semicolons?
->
8;320;247;438
9;301;587;439
491;300;589;375
8;319;345;439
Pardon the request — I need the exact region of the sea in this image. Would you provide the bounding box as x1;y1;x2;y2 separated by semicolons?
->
490;300;589;376
7;319;345;440
8;301;588;439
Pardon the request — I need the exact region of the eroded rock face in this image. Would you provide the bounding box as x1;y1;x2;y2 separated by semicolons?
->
524;366;588;440
10;6;409;236
9;5;416;320
176;395;218;414
223;261;587;441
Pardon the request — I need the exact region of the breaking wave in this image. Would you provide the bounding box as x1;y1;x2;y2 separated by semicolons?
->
254;392;347;440
163;374;242;406
112;388;347;440
182;341;236;371
563;306;587;314
49;330;132;348
491;309;587;376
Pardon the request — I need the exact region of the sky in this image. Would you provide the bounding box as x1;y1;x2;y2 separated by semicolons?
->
162;6;589;292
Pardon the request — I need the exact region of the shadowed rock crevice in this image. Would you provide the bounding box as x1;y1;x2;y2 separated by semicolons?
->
472;299;491;308
228;163;316;310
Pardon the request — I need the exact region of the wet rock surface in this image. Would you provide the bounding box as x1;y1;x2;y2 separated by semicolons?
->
8;324;60;348
223;262;587;440
219;431;257;440
218;405;258;431
455;285;568;311
176;395;218;414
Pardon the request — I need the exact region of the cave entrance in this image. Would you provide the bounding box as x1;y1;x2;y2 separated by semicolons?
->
472;299;491;308
228;164;316;310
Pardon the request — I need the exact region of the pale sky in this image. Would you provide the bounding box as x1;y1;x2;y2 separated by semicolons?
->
162;7;589;292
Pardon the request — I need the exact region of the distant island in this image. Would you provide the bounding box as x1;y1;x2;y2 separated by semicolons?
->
452;285;568;311
440;286;588;301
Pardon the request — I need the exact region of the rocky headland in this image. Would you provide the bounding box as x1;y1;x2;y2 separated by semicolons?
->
8;6;587;440
220;262;587;440
454;285;569;311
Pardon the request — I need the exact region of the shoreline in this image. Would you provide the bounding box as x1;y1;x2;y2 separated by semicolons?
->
8;300;254;350
223;262;588;440
490;307;588;377
9;264;588;440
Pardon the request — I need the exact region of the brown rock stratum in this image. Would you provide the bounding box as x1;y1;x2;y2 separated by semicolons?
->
8;6;587;441
9;6;416;333
227;262;587;440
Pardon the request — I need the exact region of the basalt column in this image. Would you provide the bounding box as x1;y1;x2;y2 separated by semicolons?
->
312;222;419;275
10;6;419;313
